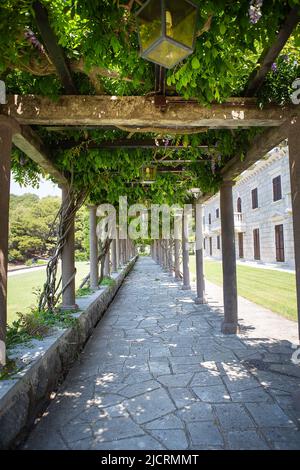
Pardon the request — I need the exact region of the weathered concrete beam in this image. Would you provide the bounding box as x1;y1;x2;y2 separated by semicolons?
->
1;95;294;129
221;113;299;181
12;125;68;186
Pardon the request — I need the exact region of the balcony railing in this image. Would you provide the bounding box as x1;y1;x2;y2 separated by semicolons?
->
204;212;245;234
234;212;245;232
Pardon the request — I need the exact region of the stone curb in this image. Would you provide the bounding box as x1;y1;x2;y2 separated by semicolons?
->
0;256;137;449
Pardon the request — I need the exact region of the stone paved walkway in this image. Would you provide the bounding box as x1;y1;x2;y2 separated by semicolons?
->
23;258;300;450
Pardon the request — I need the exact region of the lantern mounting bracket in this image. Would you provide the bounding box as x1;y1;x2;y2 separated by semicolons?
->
154;64;167;111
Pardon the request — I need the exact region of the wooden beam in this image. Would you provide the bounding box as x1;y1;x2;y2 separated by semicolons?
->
50;139;210;150
152;160;208;163
245;7;300;97
13;125;68;186
33;1;77;94
221;112;299;181
1;95;293;129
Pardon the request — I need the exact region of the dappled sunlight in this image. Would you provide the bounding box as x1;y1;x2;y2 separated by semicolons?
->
21;257;300;450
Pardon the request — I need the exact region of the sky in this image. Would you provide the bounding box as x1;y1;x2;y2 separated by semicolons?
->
10;175;61;198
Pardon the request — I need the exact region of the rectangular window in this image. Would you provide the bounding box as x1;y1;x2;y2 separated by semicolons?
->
253;228;260;260
275;224;285;262
273;175;282;202
209;237;212;256
216;208;220;219
252;188;258;209
238;233;244;259
217;235;220;250
203;238;206;250
209;213;211;225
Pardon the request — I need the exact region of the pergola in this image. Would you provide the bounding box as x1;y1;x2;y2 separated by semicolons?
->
0;1;300;366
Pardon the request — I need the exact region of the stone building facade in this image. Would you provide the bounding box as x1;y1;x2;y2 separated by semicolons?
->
203;146;295;268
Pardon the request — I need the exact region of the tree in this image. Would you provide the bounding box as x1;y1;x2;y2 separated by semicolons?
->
8;194;90;263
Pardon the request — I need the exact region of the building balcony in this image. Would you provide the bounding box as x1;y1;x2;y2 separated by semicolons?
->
204;213;245;235
234;212;246;233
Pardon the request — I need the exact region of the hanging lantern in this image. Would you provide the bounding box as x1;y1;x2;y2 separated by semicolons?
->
140;166;157;183
136;0;198;69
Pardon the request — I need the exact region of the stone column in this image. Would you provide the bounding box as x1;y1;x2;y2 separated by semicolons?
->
195;203;206;304
104;245;110;276
169;240;173;276
162;241;168;271
116;228;120;269
0;123;13;366
160;240;164;267
111;238;117;272
182;211;191;290
124;239;128;263
152;241;156;261
174;239;181;281
61;186;77;310
89;205;98;290
289;119;300;340
118;237;123;266
155;240;159;263
220;181;238;334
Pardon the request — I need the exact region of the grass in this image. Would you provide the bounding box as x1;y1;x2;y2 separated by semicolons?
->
7;261;90;325
189;256;297;321
100;276;116;287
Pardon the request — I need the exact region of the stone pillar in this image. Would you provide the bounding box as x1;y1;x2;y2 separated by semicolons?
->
119;238;123;266
61;186;77;310
289;119;300;340
220;181;238;334
160;240;164;267
116;228;120;269
195;203;206;304
89;205;98;290
152;241;156;261
182;211;191;290
174;239;181;281
0;123;13;366
111;239;117;272
104;245;110;276
155;240;159;263
169;240;173;276
162;241;168;271
124;239;128;263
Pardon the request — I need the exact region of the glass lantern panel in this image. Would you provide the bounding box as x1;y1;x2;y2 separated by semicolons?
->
165;0;197;48
146;39;190;68
137;0;162;52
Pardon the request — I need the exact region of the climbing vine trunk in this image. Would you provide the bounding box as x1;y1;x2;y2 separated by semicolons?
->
79;238;112;289
38;185;87;312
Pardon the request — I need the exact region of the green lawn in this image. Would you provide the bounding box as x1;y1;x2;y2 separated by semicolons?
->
7;261;90;325
189;257;297;322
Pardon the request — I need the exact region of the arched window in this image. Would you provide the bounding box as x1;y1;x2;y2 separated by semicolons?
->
237;197;242;213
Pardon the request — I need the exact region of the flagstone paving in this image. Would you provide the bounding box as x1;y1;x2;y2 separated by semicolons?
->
23;257;300;450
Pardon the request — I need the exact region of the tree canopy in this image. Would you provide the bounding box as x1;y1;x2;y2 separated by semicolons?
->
9;194;89;262
1;0;299;205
